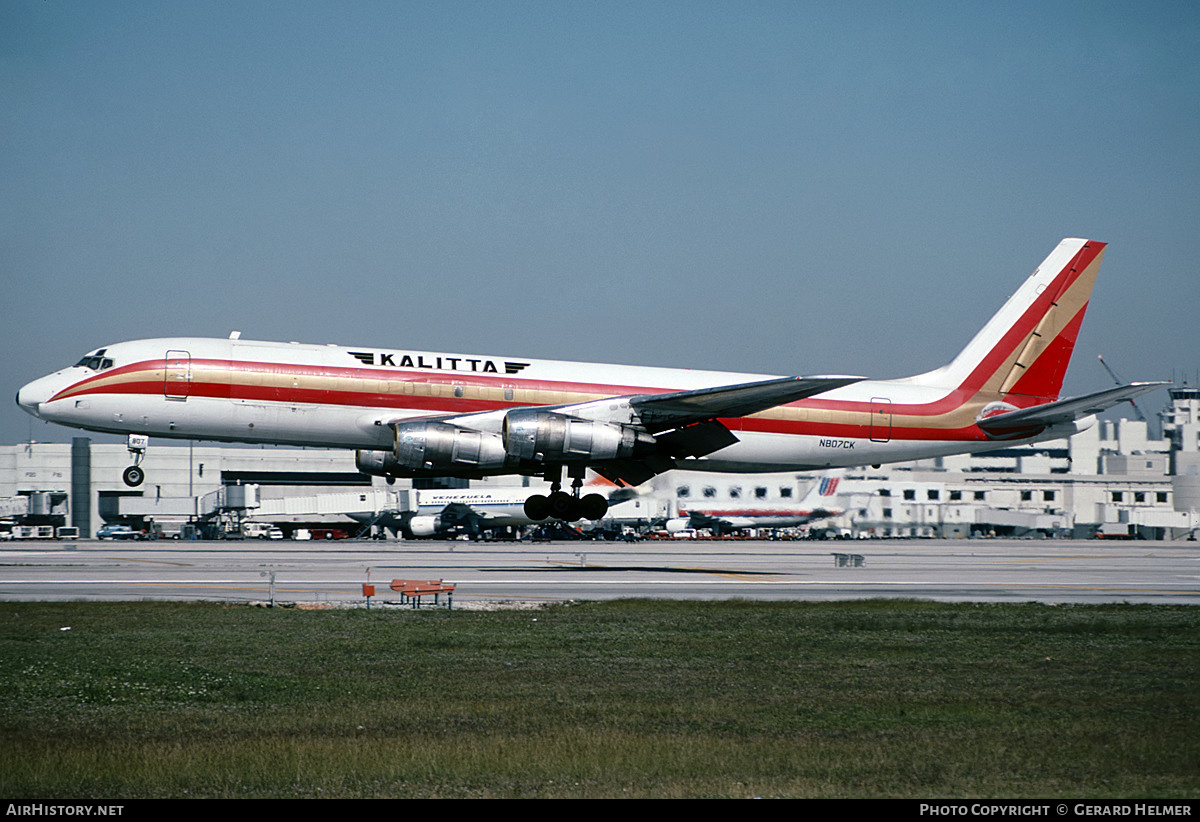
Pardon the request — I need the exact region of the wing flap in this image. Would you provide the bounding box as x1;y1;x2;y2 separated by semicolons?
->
653;419;740;457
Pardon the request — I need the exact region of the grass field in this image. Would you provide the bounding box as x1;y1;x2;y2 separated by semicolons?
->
1;599;1196;798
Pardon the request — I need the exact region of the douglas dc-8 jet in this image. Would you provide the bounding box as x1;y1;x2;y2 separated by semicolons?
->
17;238;1162;522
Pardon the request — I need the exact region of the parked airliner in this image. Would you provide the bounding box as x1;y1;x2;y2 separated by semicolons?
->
665;473;846;535
16;238;1161;522
352;487;542;540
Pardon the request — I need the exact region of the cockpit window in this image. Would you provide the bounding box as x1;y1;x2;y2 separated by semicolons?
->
74;350;113;371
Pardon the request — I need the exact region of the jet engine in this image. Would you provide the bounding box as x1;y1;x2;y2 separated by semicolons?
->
356;421;510;477
355;449;403;477
407;515;442;537
394;421;509;471
502;409;655;463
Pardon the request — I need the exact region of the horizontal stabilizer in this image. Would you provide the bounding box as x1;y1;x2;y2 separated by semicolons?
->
978;382;1167;435
633;375;861;432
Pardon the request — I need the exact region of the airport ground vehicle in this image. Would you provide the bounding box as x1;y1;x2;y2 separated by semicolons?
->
97;524;142;540
243;522;285;540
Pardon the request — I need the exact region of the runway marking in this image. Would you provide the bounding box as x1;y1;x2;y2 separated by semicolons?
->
126;583;349;595
991;555;1132;564
108;556;194;567
542;558;779;580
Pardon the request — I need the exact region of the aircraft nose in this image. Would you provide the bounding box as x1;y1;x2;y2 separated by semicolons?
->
16;376;55;419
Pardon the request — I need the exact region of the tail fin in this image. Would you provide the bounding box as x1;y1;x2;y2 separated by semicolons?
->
800;469;845;512
910;239;1106;407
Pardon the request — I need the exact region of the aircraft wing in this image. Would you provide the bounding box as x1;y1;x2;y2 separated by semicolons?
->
368;373;863;488
631;375;862;431
685;511;739;533
592;375;863;482
978;382;1167;437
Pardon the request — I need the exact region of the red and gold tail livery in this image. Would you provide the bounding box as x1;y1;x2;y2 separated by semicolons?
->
17;238;1163;522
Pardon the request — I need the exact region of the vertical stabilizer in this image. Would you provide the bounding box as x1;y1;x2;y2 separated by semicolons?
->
800;469;846;513
910;239;1105;407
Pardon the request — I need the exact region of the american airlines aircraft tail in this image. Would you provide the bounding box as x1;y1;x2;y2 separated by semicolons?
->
16;238;1163;522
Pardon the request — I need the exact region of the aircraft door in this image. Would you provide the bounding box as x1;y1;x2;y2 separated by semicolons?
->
164;350;192;400
870;397;892;443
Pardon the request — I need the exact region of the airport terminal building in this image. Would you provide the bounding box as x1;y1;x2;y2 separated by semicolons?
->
3;386;1198;540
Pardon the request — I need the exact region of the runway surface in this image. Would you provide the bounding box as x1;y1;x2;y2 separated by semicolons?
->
2;538;1198;606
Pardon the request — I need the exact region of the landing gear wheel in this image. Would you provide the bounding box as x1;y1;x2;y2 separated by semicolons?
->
122;465;145;487
579;493;608;521
524;494;550;521
547;491;579;521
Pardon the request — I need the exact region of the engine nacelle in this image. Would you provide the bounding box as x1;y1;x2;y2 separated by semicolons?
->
665;518;691;533
355;421;510;477
503;409;654;463
393;421;509;472
407;515;441;538
355;449;401;477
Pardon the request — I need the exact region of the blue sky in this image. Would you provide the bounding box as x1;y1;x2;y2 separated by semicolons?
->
3;1;1197;445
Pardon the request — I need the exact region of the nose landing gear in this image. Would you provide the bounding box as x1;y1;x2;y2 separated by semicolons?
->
122;435;148;487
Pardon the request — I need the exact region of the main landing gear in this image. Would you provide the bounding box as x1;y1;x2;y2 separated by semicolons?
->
523;465;609;523
122;434;149;487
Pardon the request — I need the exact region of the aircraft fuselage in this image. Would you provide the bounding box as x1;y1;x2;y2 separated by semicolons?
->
16;334;1082;476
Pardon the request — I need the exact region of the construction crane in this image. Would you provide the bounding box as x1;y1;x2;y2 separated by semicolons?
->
1097;354;1149;425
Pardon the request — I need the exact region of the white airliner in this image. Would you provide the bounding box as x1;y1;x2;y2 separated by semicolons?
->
665;473;846;535
16;238;1161;522
361;488;541;539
